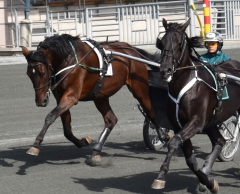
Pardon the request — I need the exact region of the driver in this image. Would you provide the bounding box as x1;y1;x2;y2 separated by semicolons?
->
201;32;231;65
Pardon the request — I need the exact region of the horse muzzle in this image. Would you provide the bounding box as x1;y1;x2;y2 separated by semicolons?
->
35;90;51;107
160;68;173;82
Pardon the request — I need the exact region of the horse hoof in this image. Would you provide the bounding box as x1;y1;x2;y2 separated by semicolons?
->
84;136;93;145
85;155;102;167
210;179;219;193
26;147;39;156
167;131;174;139
151;179;166;189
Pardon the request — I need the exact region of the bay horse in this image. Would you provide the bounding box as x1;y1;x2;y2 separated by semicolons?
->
21;34;171;166
151;18;240;193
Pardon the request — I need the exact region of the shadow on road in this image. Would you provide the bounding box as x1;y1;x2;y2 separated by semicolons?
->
0;140;165;175
72;166;240;194
72;169;199;194
1;139;238;194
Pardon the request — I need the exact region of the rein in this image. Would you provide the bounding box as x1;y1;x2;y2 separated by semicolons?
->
50;42;99;91
175;63;240;72
163;27;220;128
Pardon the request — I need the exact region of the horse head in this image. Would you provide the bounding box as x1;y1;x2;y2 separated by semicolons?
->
157;18;190;82
21;46;51;107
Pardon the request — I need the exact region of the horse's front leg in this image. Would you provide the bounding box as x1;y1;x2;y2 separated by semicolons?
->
85;98;117;166
26;96;78;156
152;119;220;193
151;134;182;189
60;110;93;148
152;119;204;189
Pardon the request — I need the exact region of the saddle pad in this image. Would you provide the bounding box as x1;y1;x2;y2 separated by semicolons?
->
83;41;113;76
204;65;229;100
219;86;229;100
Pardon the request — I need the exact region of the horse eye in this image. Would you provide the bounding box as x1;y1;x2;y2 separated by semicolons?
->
41;72;46;77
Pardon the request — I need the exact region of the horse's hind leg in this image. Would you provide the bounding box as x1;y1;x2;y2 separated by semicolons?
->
181;139;220;193
61;110;93;147
196;126;225;193
86;97;117;166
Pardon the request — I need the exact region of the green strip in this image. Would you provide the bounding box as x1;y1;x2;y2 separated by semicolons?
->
204;65;218;90
68;41;79;63
69;41;100;71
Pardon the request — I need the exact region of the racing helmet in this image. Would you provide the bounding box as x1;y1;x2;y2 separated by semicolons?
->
204;32;223;51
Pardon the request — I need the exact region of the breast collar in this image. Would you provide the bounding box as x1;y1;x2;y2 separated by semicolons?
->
168;61;217;128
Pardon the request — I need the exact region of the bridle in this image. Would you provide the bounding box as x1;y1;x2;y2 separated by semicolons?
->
28;62;52;97
27;42;96;98
159;27;188;74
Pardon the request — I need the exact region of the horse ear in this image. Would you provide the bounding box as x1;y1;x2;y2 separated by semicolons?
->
180;18;191;32
21;46;29;56
162;18;168;30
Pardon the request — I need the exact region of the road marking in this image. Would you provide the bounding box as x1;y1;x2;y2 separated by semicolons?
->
0;134;67;146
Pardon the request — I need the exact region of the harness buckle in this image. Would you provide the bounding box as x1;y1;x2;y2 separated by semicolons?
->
217;72;228;87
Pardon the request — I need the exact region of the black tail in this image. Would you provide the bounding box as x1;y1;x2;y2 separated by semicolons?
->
134;47;161;70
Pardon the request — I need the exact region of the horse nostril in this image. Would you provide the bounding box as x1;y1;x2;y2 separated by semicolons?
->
43;98;48;104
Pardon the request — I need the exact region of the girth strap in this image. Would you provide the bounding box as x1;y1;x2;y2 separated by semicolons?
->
82;39;113;101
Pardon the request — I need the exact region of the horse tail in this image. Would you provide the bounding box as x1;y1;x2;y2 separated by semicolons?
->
133;47;160;71
133;47;161;63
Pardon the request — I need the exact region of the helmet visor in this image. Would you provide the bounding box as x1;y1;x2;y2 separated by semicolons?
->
206;42;218;47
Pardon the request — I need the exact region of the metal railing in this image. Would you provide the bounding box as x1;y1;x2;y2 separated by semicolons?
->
1;0;240;48
0;6;50;48
210;0;240;40
84;1;189;45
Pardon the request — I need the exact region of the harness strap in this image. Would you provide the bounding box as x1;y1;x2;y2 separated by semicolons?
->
51;42;101;86
69;41;79;63
54;64;76;76
168;73;198;128
81;39;113;101
168;61;218;128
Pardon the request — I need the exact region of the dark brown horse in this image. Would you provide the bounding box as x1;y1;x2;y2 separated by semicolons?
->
21;34;171;166
151;18;240;193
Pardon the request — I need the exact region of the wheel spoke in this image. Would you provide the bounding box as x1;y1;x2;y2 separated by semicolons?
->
218;116;240;161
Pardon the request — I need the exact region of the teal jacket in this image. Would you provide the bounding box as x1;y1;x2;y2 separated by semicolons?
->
201;50;231;65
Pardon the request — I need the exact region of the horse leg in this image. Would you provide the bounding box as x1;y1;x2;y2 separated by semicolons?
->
60;110;93;148
86;97;117;166
151;134;182;189
181;139;220;193
26;96;78;156
151;119;220;192
196;126;225;193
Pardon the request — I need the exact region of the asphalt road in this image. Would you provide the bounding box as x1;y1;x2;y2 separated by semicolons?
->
0;47;240;194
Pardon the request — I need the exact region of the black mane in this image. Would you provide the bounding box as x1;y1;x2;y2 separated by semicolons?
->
37;34;80;59
25;50;47;64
